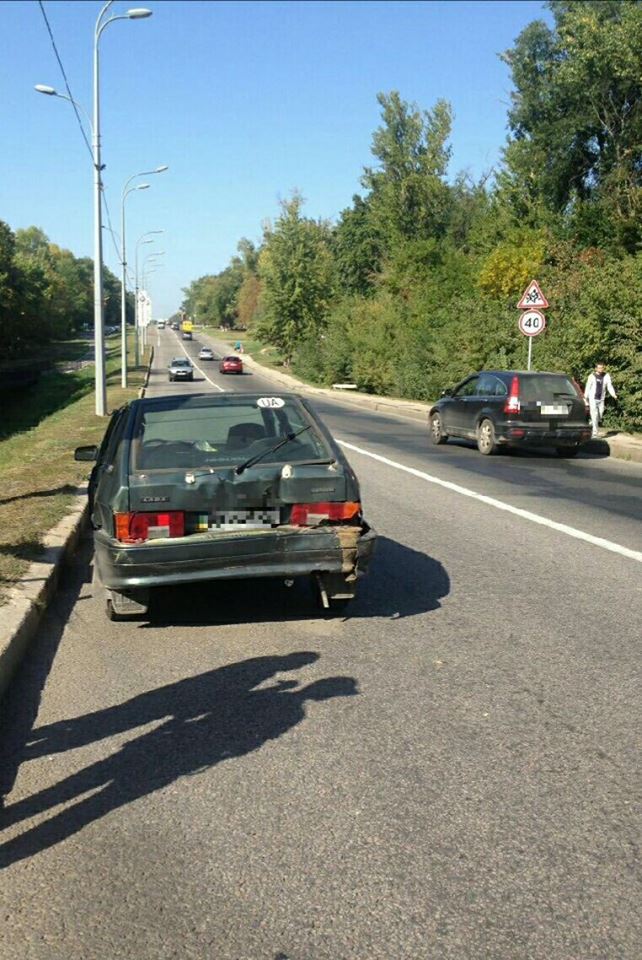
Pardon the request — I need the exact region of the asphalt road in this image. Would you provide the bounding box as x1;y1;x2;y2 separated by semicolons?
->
1;326;640;960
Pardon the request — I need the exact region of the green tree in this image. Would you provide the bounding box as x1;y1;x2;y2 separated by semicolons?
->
362;91;453;246
333;195;382;296
501;0;642;250
258;195;335;362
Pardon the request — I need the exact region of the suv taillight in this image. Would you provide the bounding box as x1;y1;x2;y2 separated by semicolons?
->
504;375;521;414
289;501;361;526
114;511;185;543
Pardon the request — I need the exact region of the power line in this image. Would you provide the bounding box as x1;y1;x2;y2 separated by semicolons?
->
101;187;124;266
36;0;94;162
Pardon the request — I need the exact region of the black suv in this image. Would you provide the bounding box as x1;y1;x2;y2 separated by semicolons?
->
429;370;591;456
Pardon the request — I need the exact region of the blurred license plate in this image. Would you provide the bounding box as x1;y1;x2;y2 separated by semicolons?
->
210;510;279;530
541;404;568;415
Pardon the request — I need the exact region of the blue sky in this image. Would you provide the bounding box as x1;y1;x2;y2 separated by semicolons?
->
0;0;551;316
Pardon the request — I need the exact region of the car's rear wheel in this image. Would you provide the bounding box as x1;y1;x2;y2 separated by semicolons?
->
430;412;448;445
477;418;497;455
556;446;580;458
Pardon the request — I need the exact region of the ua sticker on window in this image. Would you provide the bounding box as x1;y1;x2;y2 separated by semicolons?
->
257;397;285;408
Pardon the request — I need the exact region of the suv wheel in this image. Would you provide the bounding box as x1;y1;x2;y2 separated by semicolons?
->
430;412;448;445
556;446;580;458
477;418;497;456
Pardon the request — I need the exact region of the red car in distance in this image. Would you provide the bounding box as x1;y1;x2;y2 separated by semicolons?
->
219;355;243;374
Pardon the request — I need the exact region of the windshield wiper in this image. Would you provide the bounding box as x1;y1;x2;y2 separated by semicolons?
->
234;424;314;475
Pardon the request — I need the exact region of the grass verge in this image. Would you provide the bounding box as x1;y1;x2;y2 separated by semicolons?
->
0;334;150;604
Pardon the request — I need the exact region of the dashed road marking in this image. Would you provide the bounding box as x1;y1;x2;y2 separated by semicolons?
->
338;440;642;563
175;336;225;392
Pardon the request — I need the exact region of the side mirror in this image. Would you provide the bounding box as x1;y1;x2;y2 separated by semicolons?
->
441;388;452;398
74;444;98;462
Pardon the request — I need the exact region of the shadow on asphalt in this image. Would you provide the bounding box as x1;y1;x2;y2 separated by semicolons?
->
0;651;356;868
139;535;450;627
0;535;93;816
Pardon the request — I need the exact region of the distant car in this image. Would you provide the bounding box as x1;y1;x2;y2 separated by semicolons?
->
74;391;377;620
168;357;194;382
429;370;591;457
157;320;166;329
170;322;179;330
198;347;215;361
219;355;243;374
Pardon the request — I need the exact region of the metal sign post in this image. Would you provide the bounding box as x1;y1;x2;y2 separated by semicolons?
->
517;286;548;370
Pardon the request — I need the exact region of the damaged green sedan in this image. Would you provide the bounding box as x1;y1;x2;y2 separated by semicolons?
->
75;392;377;621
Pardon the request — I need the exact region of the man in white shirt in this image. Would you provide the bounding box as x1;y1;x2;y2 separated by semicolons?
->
584;363;617;438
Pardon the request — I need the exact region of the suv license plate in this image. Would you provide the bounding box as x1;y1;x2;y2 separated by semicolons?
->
541;404;568;416
209;510;280;530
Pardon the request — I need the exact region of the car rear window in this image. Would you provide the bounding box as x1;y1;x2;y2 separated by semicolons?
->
519;374;578;402
131;397;331;471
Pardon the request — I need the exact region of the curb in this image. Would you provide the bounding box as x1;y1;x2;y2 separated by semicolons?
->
0;347;156;704
138;345;154;398
205;332;642;464
0;493;88;704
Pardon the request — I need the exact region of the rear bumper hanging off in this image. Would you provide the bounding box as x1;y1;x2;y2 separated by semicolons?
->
94;523;377;591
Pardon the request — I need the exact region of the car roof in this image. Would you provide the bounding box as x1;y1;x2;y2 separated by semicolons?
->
469;370;574;378
134;391;302;411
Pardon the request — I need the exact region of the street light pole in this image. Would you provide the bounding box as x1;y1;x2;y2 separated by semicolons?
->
92;4;109;415
119;166;167;385
120;183;149;387
93;3;152;414
35;4;152;417
134;230;163;364
140;253;164;346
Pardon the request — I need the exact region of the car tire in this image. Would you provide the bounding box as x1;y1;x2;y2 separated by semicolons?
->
169;375;174;382
556;446;580;458
430;412;448;445
477;418;497;455
189;374;194;381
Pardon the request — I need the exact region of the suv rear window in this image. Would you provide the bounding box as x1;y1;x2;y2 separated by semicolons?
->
519;374;578;402
131;397;330;471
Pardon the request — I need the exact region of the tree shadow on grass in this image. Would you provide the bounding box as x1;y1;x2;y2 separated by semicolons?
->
0;371;93;441
0;652;356;868
0;484;78;507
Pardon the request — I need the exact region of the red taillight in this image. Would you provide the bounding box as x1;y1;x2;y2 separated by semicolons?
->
504;375;521;414
114;511;185;543
289;501;361;526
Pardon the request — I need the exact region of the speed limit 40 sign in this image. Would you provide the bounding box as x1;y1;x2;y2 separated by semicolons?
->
518;309;546;337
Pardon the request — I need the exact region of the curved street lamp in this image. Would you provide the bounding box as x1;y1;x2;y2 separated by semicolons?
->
120;166;167;385
36;4;153;415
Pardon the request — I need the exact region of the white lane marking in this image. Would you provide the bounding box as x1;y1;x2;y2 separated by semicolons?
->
338;440;642;564
175;336;225;392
